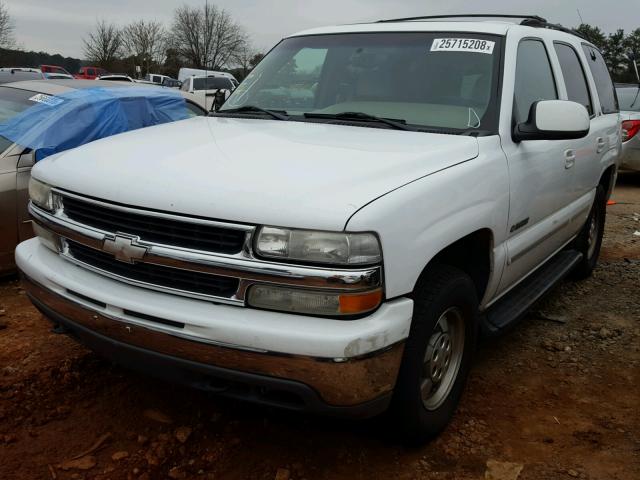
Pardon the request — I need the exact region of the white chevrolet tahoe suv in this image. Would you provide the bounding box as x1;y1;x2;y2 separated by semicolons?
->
17;15;620;442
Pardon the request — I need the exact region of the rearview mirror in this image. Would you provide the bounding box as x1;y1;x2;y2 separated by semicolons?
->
513;100;590;142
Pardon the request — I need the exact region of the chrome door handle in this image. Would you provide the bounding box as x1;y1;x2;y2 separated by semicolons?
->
596;137;606;153
564;149;576;169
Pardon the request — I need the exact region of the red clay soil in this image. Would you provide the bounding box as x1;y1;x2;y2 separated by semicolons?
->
0;175;639;480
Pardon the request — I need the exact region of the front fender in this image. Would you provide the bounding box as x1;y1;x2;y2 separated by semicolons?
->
346;137;510;304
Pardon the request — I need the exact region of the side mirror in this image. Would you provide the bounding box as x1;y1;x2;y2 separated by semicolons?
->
513;100;590;142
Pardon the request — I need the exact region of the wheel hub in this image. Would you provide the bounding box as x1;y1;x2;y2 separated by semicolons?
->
421;307;465;411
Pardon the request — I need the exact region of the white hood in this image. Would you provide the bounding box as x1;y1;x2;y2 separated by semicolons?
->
33;116;479;231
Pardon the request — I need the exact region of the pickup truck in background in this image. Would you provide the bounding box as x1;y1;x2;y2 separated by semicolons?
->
17;15;620;443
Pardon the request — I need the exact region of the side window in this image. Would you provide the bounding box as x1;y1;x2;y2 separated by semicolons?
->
87;68;95;76
581;45;618;114
554;43;593;116
185;101;206;117
513;39;558;124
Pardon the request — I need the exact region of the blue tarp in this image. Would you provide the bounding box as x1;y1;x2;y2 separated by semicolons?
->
0;87;191;160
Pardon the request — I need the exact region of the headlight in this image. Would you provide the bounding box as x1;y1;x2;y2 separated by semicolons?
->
28;178;53;211
255;227;381;265
247;285;383;316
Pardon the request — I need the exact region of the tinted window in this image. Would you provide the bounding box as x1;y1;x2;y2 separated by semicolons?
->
193;77;234;90
87;68;95;76
513;39;558;124
582;45;618;114
616;86;640;111
554;43;593;115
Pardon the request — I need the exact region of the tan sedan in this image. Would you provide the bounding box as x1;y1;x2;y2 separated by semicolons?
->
0;79;207;275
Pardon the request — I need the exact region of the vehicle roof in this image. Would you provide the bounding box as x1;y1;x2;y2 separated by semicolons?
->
0;79;208;110
0;79;151;94
290;19;586;43
0;71;44;85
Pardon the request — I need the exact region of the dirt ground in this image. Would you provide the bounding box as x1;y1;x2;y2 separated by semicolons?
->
1;175;639;480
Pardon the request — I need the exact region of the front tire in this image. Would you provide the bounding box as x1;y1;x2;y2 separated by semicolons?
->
571;185;606;279
391;265;479;444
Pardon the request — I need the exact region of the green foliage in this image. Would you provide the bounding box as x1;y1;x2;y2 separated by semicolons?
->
577;23;640;82
576;24;607;50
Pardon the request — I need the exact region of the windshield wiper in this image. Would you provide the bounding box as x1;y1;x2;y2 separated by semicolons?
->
303;111;417;131
215;105;289;121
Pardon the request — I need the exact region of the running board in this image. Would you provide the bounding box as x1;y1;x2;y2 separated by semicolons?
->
482;250;583;336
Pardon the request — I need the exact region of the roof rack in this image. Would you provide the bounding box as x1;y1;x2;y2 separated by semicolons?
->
520;17;585;40
375;14;585;40
376;14;548;24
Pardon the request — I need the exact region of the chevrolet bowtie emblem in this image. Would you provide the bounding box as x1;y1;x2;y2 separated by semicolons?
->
102;234;149;264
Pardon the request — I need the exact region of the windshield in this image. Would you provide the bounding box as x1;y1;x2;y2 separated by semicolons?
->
193;77;234;91
0;87;38;151
222;32;502;132
616;86;640;111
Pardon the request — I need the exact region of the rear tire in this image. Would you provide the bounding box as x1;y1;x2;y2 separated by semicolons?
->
571;185;606;279
391;265;478;445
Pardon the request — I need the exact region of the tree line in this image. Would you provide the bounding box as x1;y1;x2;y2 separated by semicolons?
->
3;0;640;84
576;24;640;82
81;4;264;80
0;1;263;80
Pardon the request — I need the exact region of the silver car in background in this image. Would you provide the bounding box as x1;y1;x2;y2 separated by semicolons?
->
0;79;207;275
616;83;640;172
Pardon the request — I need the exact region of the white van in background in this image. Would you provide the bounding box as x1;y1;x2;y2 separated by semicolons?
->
178;68;239;87
180;75;236;110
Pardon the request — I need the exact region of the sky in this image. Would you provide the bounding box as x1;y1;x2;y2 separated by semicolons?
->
4;0;640;59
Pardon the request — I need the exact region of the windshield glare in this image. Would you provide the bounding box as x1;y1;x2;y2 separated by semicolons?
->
193;77;233;91
0;87;36;124
0;87;39;152
223;32;502;132
616;86;640;111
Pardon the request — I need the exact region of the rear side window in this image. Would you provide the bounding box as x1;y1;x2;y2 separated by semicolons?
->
581;45;618;114
554;43;593;116
513;39;558;124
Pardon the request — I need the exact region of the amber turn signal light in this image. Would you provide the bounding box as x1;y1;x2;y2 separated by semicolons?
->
339;289;383;314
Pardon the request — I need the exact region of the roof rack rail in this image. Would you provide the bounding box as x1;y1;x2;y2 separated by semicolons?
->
520;18;586;40
377;14;548;24
375;14;586;40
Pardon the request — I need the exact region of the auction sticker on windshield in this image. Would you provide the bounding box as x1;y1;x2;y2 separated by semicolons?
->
28;94;64;107
431;38;495;54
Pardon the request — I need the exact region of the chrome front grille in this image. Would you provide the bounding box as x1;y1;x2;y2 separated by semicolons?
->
67;240;240;299
62;195;247;254
29;191;382;306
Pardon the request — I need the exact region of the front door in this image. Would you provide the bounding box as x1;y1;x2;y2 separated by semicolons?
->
498;38;576;295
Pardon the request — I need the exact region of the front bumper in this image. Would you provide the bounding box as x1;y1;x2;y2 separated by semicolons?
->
17;238;413;415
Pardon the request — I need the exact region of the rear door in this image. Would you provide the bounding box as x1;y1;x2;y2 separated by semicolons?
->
577;45;621;193
550;41;600;224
